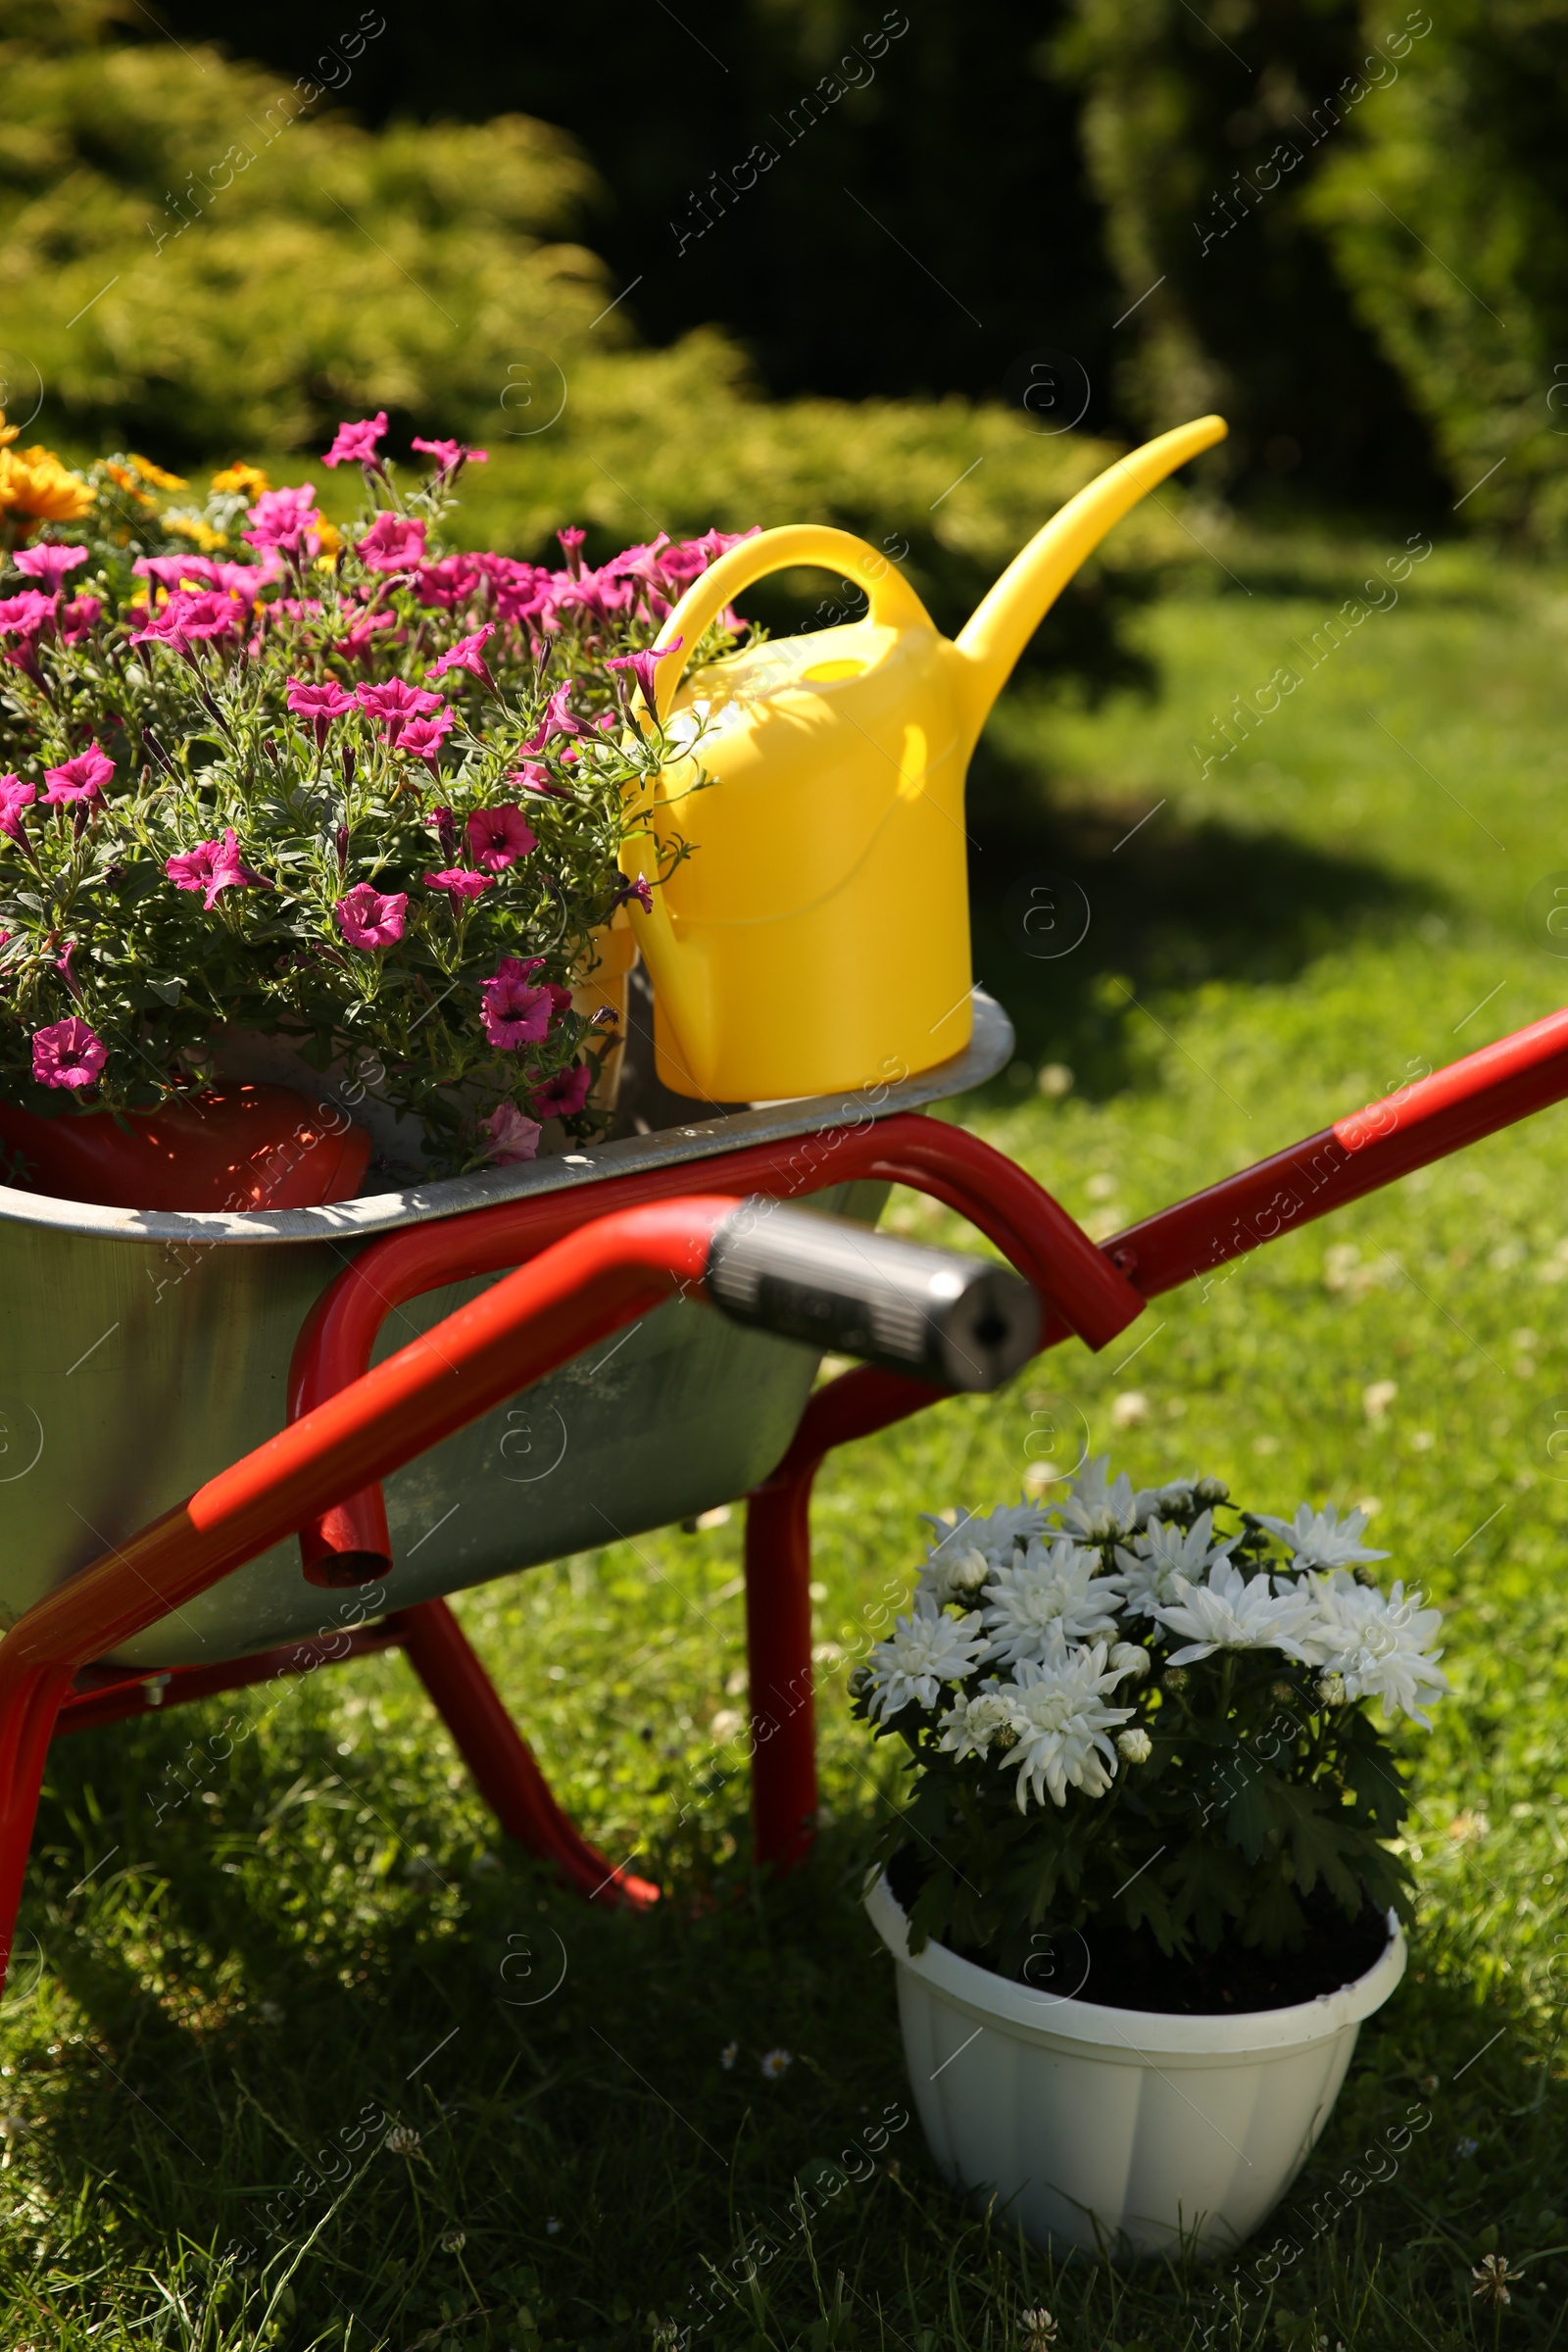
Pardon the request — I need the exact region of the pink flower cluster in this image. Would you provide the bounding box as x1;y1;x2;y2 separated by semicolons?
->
480;954;570;1050
401;526;757;640
0;588;103;669
0;420;757;1156
243;485;325;558
166;827;264;910
128;591;243;654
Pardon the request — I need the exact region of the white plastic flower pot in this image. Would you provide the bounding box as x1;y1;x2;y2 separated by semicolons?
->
865;1873;1405;2258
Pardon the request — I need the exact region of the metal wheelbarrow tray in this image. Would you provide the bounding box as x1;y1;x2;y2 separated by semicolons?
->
3;988;1568;1972
0;997;1015;1669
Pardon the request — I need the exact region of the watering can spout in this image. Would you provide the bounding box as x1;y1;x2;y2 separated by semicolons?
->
953;414;1228;753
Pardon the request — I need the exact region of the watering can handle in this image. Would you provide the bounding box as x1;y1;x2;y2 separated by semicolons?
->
647;524;937;721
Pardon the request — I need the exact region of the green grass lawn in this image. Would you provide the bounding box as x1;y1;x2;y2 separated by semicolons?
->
8;527;1568;2348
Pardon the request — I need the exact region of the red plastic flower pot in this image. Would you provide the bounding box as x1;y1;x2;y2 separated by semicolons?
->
0;1083;372;1211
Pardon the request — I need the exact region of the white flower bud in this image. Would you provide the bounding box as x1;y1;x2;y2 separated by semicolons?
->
947;1544;992;1596
1108;1642;1152;1681
1316;1672;1348;1706
1117;1729;1152;1763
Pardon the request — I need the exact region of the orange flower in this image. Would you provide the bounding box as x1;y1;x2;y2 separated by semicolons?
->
210;461;270;499
127;453;188;491
102;461;159;511
0;442;95;534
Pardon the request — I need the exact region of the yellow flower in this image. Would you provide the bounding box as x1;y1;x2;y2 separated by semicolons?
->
127;453;188;492
210;461;270;499
0;412;20;450
167;514;228;552
0;443;96;532
313;516;343;563
102;461;159;512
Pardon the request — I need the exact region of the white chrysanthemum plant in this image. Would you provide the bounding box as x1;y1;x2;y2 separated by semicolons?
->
852;1460;1447;1984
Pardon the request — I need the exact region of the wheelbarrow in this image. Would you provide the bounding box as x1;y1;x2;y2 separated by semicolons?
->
3;985;1568;1979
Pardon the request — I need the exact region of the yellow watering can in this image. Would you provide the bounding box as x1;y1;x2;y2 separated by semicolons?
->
619;414;1227;1102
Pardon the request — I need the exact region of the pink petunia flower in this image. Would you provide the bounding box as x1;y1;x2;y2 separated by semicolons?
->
286;677;357;748
531;1060;593;1120
42;745;114;806
133;553;219;600
243;484;322;556
415;552;484;612
0;774;36;841
480;954;555;1049
14;544;89;595
557;525;586;575
507;760;571;800
412;436;488;478
59;595;102;645
127;590;241;652
355;677;444;744
0;591;57;662
425;624;496;691
355;513;426;572
607;637;681;718
338;609;403;662
335;882;408;950
321;412;388;470
423;867;492;902
55;939;82;1001
612;870;655;913
32;1015;107;1091
166;827;262;912
521;681;583;753
208;559;276;607
395;710;455;767
466;804;537;872
483;1102;541;1164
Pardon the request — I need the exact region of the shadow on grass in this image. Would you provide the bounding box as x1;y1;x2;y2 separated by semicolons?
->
15;1713;1568;2346
964;739;1443;1103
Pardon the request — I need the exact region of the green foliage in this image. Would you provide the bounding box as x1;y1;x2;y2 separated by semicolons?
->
154;0;1114;415
0;0;603;453
854;1485;1419;1975
1306;0;1568;544
0;0;1202;710
1057;0;1446;513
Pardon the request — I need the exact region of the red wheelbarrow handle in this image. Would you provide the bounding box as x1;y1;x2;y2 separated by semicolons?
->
287;1110;1147;1583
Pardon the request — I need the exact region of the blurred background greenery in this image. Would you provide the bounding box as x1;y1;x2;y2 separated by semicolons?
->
8;0;1568;520
7;0;1568;549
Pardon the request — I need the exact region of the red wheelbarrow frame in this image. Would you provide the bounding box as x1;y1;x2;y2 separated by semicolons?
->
4;999;1568;1978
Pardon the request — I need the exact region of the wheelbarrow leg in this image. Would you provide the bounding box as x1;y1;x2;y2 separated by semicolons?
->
744;1366;948;1877
0;1663;72;1984
744;1471;819;1874
397;1599;659;1908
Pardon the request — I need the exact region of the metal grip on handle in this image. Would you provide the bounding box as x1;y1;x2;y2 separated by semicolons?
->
704;1201;1041;1393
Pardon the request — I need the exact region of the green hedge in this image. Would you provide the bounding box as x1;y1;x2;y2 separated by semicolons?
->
1306;0;1568;544
1056;0;1446;515
0;1;1201;684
